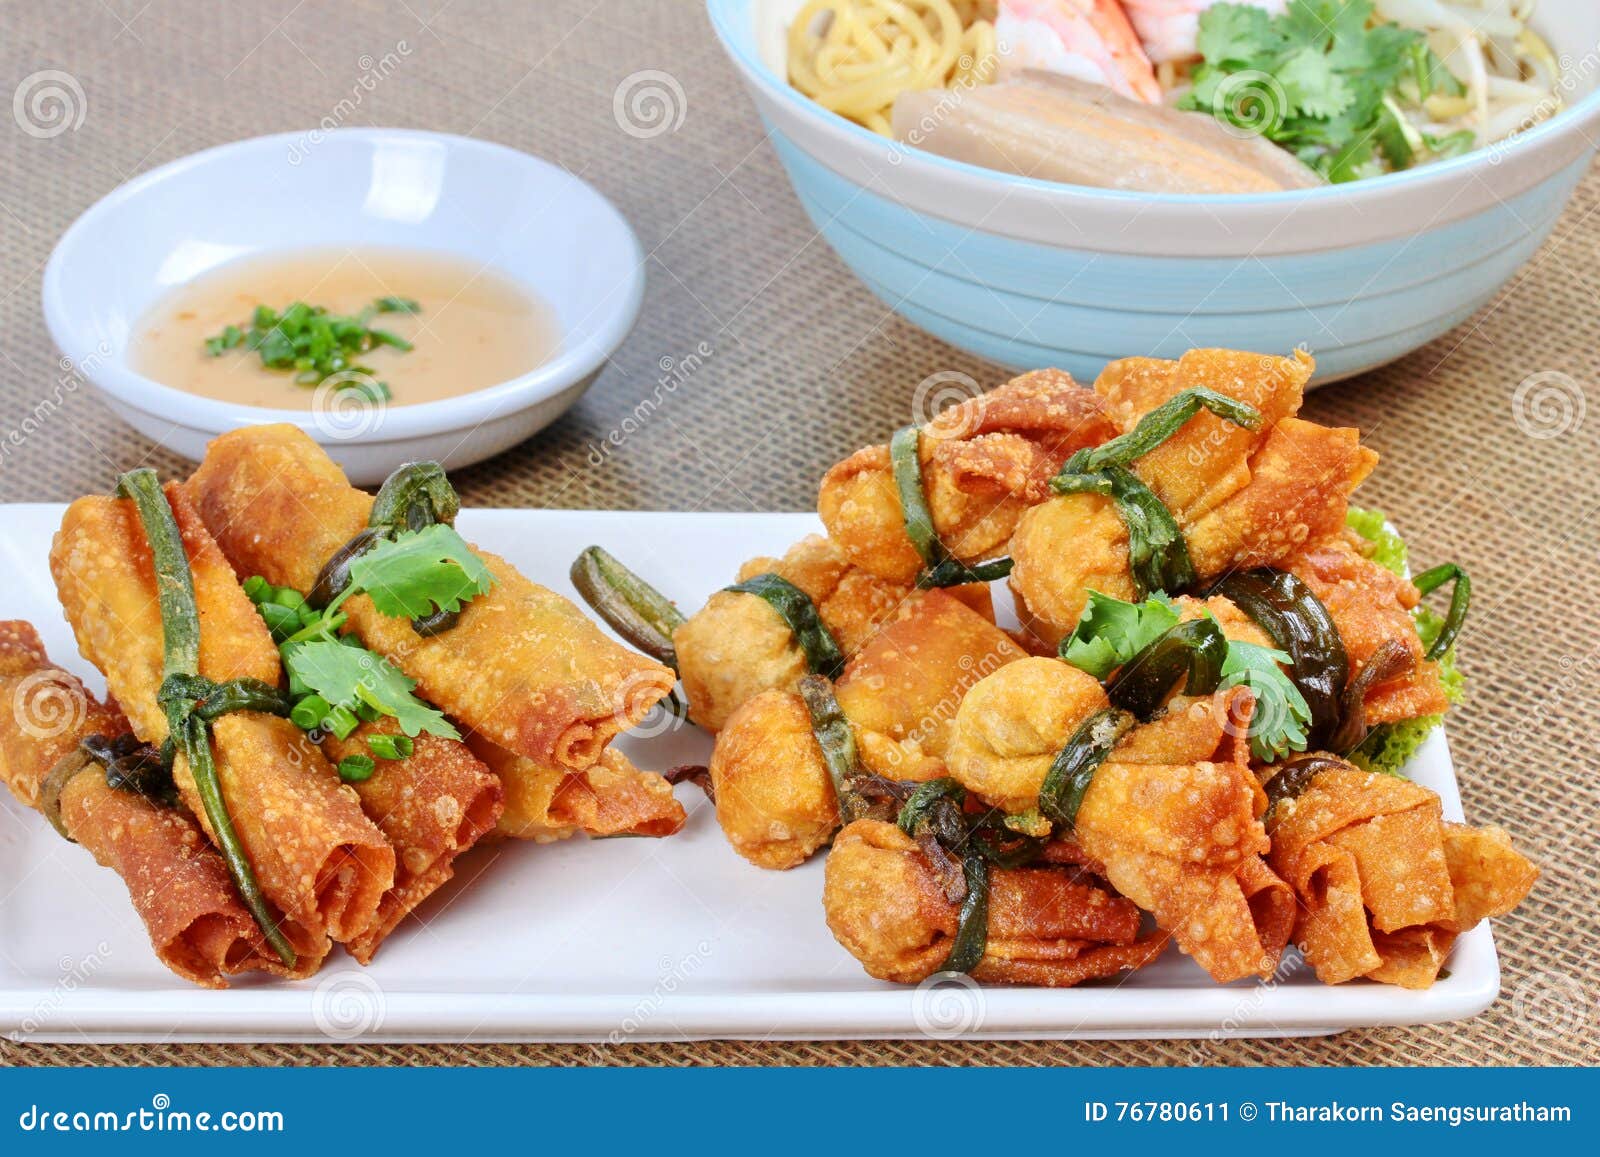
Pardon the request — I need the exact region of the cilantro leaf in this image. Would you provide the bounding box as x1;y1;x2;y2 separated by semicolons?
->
282;639;459;739
1181;0;1426;182
1219;640;1311;762
1059;591;1181;680
345;523;495;622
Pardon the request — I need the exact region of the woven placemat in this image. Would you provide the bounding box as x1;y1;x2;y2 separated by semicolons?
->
1;0;1596;1068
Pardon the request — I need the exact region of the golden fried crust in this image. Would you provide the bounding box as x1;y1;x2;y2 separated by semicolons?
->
674;588;809;735
1184;418;1377;576
50;487;393;949
1007;491;1135;650
0;623;320;985
324;719;504;963
185;423;675;770
1267;765;1536;987
834;590;1029;780
467;734;686;843
946;657;1110;812
1073;688;1293;983
824;820;1161;987
707;690;839;870
1099;348;1310;524
1285;532;1450;725
818;370;1117;583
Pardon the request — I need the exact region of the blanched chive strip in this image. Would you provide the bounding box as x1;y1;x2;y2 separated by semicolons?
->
1209;569;1348;746
798;675;874;823
1264;753;1346;815
570;546;686;671
1057;387;1262;480
369;460;459;533
1411;563;1470;662
36;749;94;842
889;425;1013;588
725;573;845;680
1038;708;1134;830
1108;617;1227;719
116;468;297;968
1328;638;1414;756
896;778;989;973
1053;466;1194;598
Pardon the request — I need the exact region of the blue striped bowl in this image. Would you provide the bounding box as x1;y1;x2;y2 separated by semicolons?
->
708;0;1600;383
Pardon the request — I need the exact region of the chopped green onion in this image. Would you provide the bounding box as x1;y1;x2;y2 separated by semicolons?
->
337;754;377;783
367;734;414;761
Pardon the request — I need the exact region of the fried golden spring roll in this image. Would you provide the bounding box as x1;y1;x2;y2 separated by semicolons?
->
1285;533;1451;725
323;720;504;964
944;657;1293;982
468;735;685;843
818;369;1117;584
50;485;393;950
1009;350;1372;647
675;534;993;733
704;591;1028;869
824;820;1168;986
0;623;312;985
184;424;675;771
1267;762;1537;988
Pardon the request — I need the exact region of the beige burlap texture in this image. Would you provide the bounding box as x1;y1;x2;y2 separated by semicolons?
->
1;0;1596;1067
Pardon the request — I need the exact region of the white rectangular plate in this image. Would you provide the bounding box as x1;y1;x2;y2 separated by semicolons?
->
0;505;1498;1042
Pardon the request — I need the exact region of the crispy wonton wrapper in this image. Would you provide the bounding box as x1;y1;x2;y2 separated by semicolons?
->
1009;349;1375;647
184;423;675;771
1267;762;1537;988
824;819;1168;986
50;485;394;952
468;735;686;843
703;591;1024;869
675;535;990;733
0;622;314;985
323;719;504;964
833;589;1028;781
819;369;1116;584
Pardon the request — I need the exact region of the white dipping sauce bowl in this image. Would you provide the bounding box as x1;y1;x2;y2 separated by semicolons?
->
43;128;644;484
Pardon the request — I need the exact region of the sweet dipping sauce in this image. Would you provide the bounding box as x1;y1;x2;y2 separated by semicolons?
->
131;248;557;408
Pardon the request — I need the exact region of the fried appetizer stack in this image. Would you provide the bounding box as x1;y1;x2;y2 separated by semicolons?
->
571;346;1531;995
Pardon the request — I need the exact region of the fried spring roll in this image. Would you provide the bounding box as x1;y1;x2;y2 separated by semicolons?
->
675;534;992;733
824;820;1168;986
0;623;314;985
184;424;675;771
324;720;504;964
1009;350;1372;647
1267;762;1537;988
704;591;1028;869
818;369;1117;584
468;735;686;843
49;486;393;950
